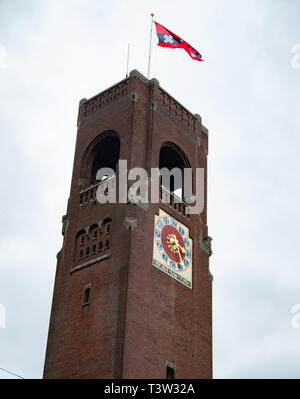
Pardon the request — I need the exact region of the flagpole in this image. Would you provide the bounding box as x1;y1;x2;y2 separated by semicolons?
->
147;13;154;79
126;43;130;78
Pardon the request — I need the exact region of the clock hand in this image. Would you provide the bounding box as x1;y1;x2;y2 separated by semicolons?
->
177;247;183;264
168;234;186;266
178;245;186;254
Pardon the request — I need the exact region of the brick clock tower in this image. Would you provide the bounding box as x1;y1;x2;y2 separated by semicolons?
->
43;70;213;379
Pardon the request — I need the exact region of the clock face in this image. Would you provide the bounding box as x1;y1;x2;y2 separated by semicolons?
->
152;209;193;289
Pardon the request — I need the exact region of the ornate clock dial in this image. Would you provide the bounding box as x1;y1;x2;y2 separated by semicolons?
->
161;225;186;264
154;212;192;274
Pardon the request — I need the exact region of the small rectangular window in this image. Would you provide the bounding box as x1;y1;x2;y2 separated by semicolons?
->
166;365;175;379
83;284;91;307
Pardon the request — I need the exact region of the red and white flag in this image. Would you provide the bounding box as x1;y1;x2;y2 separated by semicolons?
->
154;21;203;62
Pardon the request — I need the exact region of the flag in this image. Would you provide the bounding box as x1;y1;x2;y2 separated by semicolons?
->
154;21;203;62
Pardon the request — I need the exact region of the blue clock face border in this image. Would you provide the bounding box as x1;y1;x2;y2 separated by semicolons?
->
152;209;193;289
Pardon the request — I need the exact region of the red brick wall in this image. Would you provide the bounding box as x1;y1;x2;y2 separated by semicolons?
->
43;71;212;379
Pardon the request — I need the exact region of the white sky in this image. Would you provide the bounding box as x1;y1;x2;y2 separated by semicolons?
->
1;0;300;379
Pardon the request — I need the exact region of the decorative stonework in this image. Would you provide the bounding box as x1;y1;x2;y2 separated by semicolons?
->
82;81;128;118
199;230;213;256
159;91;197;132
124;217;137;230
78;177;86;187
74;219;112;269
80;182;101;205
129;92;139;102
160;185;190;220
150;100;157;111
56;248;63;260
199;230;213;280
70;252;110;274
61;214;69;236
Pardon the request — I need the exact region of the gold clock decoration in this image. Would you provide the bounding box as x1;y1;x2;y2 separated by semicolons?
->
152;209;193;289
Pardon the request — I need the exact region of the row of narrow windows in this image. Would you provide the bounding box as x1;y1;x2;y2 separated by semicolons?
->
79;239;109;259
80;223;110;244
76;220;111;263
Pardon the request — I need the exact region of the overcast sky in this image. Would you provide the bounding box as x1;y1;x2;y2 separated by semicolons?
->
0;0;300;379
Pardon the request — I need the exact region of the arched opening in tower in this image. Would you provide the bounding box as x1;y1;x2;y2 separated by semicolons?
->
159;143;190;201
90;135;120;185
